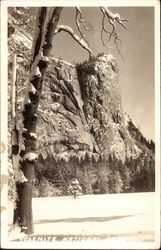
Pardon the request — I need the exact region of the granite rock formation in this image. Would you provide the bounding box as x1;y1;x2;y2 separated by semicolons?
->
37;54;150;163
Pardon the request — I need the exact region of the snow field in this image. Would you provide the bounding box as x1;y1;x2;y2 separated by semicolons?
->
8;192;155;242
32;192;155;240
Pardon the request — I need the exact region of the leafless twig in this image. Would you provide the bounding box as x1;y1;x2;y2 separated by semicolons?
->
75;7;92;48
100;7;128;59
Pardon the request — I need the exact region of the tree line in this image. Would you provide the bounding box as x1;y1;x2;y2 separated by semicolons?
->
31;152;155;197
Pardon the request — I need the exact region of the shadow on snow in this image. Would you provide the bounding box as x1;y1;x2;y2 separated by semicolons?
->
34;215;133;224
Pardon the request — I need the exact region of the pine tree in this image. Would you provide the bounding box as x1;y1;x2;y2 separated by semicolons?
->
114;170;124;193
67;178;82;198
118;159;131;192
97;155;109;194
149;157;155;191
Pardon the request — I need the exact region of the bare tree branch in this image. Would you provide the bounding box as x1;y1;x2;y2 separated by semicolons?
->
100;9;111;47
75;7;92;52
75;7;92;48
76;7;93;32
101;7;128;25
100;7;128;59
54;25;92;56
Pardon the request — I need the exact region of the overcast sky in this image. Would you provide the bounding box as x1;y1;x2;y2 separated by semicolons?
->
52;7;155;141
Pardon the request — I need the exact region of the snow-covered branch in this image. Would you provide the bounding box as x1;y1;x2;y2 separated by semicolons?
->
54;25;92;56
100;7;128;58
100;10;111;47
75;7;92;48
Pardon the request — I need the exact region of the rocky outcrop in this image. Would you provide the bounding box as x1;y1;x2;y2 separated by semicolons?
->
37;58;95;161
77;54;129;161
36;54;153;163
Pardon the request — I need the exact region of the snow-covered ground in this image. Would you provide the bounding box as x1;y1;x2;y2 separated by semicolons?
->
8;192;155;242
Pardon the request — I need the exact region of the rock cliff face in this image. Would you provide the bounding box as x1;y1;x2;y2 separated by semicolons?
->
37;58;95;161
36;54;152;163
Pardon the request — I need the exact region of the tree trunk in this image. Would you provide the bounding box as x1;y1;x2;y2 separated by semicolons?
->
13;7;62;235
11;54;18;158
